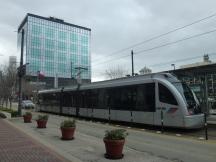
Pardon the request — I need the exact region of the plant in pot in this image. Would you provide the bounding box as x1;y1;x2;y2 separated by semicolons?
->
60;119;76;140
103;129;128;159
36;114;48;128
23;112;32;123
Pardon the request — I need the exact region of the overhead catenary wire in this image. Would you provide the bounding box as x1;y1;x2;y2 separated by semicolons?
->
92;53;216;76
92;28;216;67
149;53;216;68
93;12;216;63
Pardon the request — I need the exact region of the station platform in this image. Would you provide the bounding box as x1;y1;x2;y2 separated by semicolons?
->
0;119;70;162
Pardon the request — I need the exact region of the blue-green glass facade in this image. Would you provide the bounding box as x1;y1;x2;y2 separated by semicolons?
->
18;14;91;81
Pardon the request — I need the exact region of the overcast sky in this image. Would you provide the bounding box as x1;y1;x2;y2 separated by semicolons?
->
0;0;216;81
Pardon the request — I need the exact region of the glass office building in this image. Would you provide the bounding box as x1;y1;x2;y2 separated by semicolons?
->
18;13;91;88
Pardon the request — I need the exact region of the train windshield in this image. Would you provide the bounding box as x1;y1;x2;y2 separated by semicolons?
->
172;82;201;114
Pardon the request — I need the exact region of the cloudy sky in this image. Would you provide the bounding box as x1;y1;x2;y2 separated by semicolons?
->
0;0;216;81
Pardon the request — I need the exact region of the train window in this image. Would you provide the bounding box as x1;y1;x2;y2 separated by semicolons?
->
108;88;122;109
83;90;91;108
71;92;77;107
62;92;72;107
134;83;155;112
159;83;177;105
97;89;107;109
43;93;60;106
107;84;155;111
120;87;134;110
91;89;98;108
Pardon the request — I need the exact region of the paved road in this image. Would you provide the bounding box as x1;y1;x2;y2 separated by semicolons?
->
71;118;216;162
10;114;216;162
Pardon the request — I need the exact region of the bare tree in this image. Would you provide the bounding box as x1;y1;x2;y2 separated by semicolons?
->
139;66;152;75
104;66;129;79
0;64;17;108
22;81;37;100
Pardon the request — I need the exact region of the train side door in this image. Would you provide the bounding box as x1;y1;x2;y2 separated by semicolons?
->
154;82;182;127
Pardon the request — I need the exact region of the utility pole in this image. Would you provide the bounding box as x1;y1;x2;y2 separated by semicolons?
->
75;66;88;89
18;29;24;116
171;64;176;70
204;72;209;114
74;66;88;117
131;50;134;77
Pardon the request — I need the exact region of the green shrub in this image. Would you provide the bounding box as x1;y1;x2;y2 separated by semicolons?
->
60;119;76;128
104;129;128;140
0;107;18;118
0;112;7;118
37;114;48;121
24;112;32;116
11;111;18;117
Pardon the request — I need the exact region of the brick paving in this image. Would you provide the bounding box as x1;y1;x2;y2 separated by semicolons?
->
0;119;70;162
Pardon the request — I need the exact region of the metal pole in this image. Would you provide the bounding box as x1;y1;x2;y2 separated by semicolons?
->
70;61;73;79
204;113;208;140
76;67;81;117
204;73;209;114
131;50;134;76
60;87;64;115
161;109;164;133
18;29;24;116
108;106;110;123
75;66;88;117
37;71;39;91
130;108;133;127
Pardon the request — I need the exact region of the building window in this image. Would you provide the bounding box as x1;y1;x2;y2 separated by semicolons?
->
44;50;54;60
58;52;66;62
70;33;78;43
70;44;78;53
81;56;88;65
58;63;66;73
31;37;41;47
58;42;67;51
45;61;54;72
31;25;42;35
58;31;67;40
81;35;88;45
81;46;88;55
45;39;55;49
30;60;41;73
31;48;41;59
45;28;55;38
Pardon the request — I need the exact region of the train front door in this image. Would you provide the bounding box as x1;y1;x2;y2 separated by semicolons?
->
154;82;183;127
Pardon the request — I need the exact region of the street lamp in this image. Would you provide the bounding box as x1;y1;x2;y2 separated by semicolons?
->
171;64;175;70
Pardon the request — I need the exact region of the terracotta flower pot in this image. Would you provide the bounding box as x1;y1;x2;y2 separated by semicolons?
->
103;138;125;159
36;120;47;128
23;115;32;123
61;127;76;140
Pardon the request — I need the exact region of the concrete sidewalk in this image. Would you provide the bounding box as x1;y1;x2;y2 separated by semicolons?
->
8;114;173;162
0;119;70;162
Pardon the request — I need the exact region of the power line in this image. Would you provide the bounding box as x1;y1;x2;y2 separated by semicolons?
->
93;12;216;63
149;53;216;68
92;28;216;67
135;29;216;54
92;53;216;76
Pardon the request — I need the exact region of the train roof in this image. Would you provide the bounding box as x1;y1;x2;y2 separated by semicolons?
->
39;72;179;94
